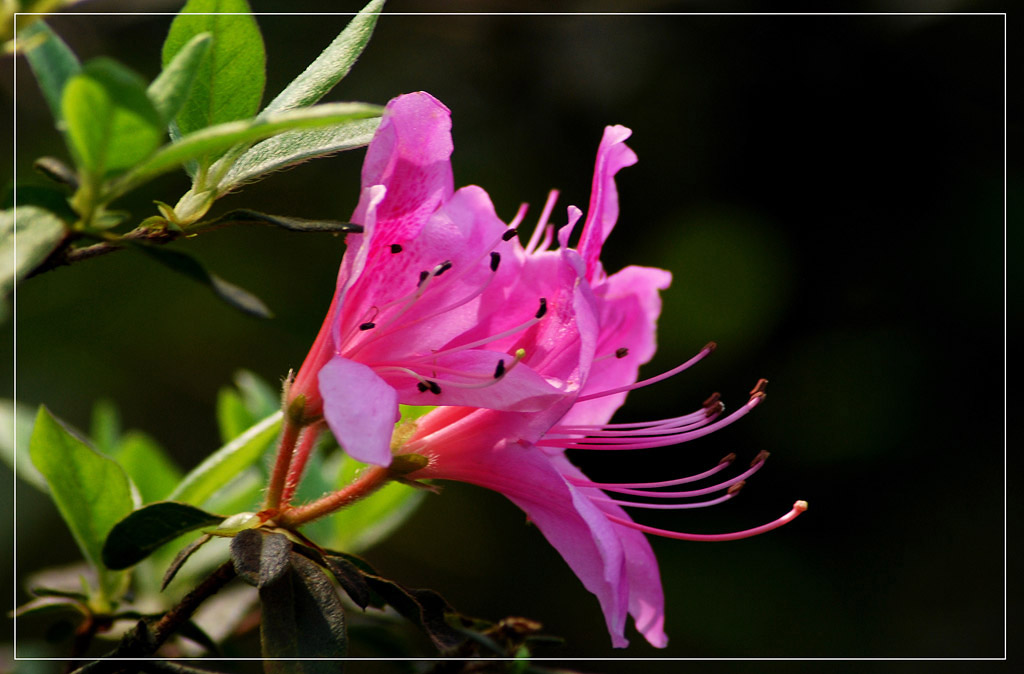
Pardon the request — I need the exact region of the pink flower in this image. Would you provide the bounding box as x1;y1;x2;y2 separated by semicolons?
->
289;93;584;467
394;123;806;648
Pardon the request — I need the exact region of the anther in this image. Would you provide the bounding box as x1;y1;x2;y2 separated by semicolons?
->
359;322;376;331
535;298;548;319
727;481;746;496
390;244;403;254
434;260;453;277
751;450;770;467
703;392;723;418
615;347;629;359
416;382;429;393
704;341;718;353
502;228;518;241
750;378;769;398
427;380;442;395
494;359;506;379
417;270;430;286
490;252;501;272
703;392;721;408
719;452;737;465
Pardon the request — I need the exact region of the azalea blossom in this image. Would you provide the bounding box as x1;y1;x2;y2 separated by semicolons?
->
278;92;805;649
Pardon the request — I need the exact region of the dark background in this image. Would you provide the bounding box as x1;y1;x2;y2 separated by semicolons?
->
2;1;1008;668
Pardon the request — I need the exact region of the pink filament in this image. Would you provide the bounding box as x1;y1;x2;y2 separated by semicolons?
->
606;501;808;542
524;189;560;255
574;343;716;403
591;491;736;510
564;455;732;489
575;456;766;498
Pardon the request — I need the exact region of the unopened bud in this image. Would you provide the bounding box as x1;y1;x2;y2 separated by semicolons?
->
287;394;307;426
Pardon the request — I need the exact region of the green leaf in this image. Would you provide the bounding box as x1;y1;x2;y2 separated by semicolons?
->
61;58;165;176
260;553;347;666
101;501;223;570
217;118;380;190
162;0;265;138
29;406;134;599
109;103;381;198
0;399;47;492
127;243;272;318
230;529;291;587
112;431;183;503
147;32;212;123
89;398;121;456
168;410;282;507
205;209;365;234
21;20;81;124
215;388;249;445
0;206;67;297
161;533;213;590
261;0;384;115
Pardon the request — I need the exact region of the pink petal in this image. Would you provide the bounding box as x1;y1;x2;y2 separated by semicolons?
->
560;265;672;428
318;356;400;466
577;125;638;281
352;92;455;244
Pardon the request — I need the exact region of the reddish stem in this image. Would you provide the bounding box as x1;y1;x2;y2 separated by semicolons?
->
276;465;392;529
280;421;326;505
263;418;303;511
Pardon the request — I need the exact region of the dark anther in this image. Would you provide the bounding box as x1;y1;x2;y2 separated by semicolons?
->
535;298;548;319
749;378;769;397
359;322;376;331
727;481;747;496
751;450;771;467
703;341;718;353
418;270;430;286
502;228;518;241
703;392;723;418
702;392;721;408
719;452;737;465
434;260;453;276
490;252;501;272
494;359;506;379
427;380;442;395
615;347;629;359
390;244;403;254
417;382;429;393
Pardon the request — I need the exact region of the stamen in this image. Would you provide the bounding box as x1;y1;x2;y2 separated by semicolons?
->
508;202;529;230
490;252;501;271
502;228;519;242
417;270;430;286
494;359;506;379
589;491;736;510
359;322;376;331
537;394;764;450
574;342;717;403
551;406;720;434
536;298;548;319
434;260;453;277
605;500;808;542
525;189;559;254
564;453;733;489
573;453;766;498
390;244;403;254
616;347;629;359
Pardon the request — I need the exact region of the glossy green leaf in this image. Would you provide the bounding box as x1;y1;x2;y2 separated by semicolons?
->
0;399;47;492
261;0;384;115
112;431;183;503
20;20;81;124
260;553;347;666
162;0;265;137
109;103;381;198
102;501;222;570
61;58;165;176
29;406;134;598
147;32;212;123
169;410;282;507
217;118;379;190
215;388;249;445
0;206;67;297
204;209;364;234
127;243;272;318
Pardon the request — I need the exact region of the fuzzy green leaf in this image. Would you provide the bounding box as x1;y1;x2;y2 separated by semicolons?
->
0;206;67;297
20;20;81;124
168;411;282;507
217;117;380;191
162;0;265;139
260;553;348;666
102;501;223;570
261;0;384;115
29;406;134;598
148;32;212;123
109;103;381;198
61;58;165;176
